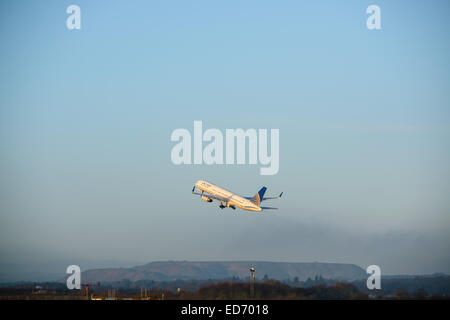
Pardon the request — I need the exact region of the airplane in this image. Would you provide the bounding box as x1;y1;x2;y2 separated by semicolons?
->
192;180;283;212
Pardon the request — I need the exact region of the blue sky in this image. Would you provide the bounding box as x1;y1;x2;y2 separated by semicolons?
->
1;0;449;280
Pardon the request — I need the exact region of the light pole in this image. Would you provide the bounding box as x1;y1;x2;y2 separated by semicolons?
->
249;267;255;299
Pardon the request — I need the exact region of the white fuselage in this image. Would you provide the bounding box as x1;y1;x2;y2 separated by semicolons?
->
195;180;262;212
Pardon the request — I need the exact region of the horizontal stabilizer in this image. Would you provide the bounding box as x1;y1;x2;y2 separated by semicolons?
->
262;191;283;201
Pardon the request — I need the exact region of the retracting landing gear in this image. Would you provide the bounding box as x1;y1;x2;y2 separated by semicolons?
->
219;202;235;210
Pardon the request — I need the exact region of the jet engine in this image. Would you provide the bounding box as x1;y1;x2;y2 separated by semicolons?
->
201;195;213;202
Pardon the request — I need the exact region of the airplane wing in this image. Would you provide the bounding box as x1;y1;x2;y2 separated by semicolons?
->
192;186;203;196
260;207;278;210
201;193;230;202
192;186;230;202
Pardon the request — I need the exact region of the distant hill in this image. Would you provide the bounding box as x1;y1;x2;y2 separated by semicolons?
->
78;261;367;283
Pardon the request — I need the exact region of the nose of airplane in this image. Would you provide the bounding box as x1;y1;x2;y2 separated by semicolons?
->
195;180;204;188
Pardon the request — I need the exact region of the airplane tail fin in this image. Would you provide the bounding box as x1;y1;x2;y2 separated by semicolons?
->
251;187;267;206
